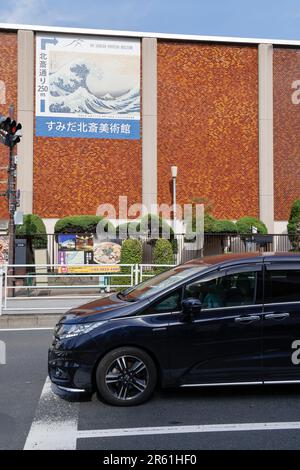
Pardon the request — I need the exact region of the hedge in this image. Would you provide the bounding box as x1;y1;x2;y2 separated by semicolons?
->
54;215;115;236
185;214;238;240
212;219;238;234
235;217;268;234
116;221;140;239
138;214;174;239
16;214;47;249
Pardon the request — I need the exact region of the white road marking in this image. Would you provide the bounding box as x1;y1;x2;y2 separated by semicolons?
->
0;328;53;331
24;377;79;450
77;421;300;439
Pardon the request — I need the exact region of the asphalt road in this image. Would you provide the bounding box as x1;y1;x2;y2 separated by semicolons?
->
1;329;300;450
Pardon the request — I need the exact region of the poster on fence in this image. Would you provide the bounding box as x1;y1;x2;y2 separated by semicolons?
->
0;236;9;264
57;234;76;250
58;236;121;273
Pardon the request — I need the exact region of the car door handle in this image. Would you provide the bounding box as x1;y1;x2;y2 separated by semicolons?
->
264;313;290;320
235;315;261;324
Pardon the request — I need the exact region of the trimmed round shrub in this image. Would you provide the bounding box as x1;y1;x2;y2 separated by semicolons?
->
54;215;114;236
112;239;142;288
120;239;143;265
235;217;268;234
16;214;47;249
213;220;238;234
287;199;300;250
153;239;174;266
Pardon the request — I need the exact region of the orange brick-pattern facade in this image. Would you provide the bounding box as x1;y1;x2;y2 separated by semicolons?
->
157;42;259;220
274;48;300;221
33;137;142;218
0;32;18;219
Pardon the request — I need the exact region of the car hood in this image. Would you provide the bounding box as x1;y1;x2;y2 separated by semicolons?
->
59;294;149;324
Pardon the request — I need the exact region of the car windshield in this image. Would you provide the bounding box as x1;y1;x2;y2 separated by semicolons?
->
120;265;209;301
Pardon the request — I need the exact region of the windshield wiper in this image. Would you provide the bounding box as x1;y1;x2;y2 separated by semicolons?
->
116;292;126;301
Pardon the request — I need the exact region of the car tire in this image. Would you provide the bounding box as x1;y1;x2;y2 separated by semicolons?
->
96;347;157;406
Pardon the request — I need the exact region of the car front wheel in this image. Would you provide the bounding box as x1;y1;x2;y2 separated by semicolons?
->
96;347;157;406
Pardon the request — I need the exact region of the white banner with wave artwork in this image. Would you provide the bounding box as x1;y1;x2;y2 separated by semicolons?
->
35;34;140;140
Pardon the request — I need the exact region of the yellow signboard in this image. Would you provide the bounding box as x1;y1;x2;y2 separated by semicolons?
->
58;265;121;274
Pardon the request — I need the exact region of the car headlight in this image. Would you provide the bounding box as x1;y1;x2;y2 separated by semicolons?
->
56;321;107;339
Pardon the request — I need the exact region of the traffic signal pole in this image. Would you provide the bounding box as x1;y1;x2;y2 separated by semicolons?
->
0;114;22;297
8;105;15;268
8;143;15;267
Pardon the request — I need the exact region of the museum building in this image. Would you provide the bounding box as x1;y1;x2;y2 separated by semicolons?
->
0;22;299;234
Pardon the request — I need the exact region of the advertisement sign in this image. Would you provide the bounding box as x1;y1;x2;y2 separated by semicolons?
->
93;240;121;264
58;235;121;273
0;236;8;265
58;234;76;250
76;234;94;251
59;264;121;274
36;34;140;140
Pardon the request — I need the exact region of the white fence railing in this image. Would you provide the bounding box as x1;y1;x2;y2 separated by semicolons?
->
0;263;176;315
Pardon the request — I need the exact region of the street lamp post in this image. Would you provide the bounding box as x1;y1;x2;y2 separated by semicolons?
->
171;166;178;232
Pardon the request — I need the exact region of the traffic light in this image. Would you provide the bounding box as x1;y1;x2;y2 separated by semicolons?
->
0;116;22;148
9;120;22;147
0;116;11;132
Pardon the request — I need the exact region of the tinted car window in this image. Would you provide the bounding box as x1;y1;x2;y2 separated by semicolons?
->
123;266;208;301
264;269;300;304
142;289;182;315
184;270;258;309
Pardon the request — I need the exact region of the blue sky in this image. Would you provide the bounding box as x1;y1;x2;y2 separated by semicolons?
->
0;0;300;40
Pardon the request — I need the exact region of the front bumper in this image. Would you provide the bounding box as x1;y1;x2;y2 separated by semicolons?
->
48;346;96;393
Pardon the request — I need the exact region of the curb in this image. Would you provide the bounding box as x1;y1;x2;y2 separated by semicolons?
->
0;314;60;329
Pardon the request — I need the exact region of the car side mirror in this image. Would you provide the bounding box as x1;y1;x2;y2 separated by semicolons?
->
181;298;202;321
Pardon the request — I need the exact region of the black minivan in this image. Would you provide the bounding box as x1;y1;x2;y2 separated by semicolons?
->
48;252;300;406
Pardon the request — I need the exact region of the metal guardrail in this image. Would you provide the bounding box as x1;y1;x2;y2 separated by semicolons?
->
0;263;176;314
139;264;176;283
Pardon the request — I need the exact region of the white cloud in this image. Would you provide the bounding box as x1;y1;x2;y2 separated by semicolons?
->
0;0;154;29
0;0;53;25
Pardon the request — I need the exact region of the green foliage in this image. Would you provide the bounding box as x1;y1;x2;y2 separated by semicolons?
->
288;199;300;235
287;199;300;250
111;239;142;288
186;214;237;240
235;217;268;234
116;221;140;239
213;219;238;234
153;239;174;266
138;213;174;239
204;214;217;232
120;239;143;265
16;214;47;249
54;215;114;235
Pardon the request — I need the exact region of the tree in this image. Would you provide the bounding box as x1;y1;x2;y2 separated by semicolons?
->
287;199;300;250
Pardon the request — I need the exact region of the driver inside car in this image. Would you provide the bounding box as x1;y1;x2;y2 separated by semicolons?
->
187;280;225;309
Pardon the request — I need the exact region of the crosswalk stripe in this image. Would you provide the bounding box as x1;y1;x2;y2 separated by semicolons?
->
24;377;79;450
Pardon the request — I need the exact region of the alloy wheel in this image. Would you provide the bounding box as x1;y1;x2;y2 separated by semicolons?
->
105;355;149;401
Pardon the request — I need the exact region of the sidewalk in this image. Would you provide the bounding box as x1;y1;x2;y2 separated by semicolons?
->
0;294;108;328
